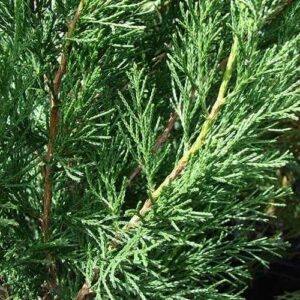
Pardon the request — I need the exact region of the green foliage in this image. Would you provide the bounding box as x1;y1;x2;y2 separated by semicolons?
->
118;65;168;189
276;290;300;300
0;0;299;299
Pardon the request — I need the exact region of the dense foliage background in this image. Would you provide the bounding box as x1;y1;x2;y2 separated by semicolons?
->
0;0;299;299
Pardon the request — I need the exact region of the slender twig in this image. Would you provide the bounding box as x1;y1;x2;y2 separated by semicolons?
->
0;286;9;299
42;0;87;297
121;38;238;233
267;0;295;22
75;283;96;300
75;269;99;300
128;112;178;185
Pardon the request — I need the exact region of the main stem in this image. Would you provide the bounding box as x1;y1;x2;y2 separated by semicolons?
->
42;0;87;296
42;0;87;243
124;38;238;231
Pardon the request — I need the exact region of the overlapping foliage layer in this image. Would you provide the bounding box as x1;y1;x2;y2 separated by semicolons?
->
0;0;299;299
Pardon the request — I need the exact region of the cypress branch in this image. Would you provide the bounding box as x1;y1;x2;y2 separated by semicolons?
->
122;37;238;232
126;0;296;189
43;0;87;243
121;0;295;233
42;0;87;297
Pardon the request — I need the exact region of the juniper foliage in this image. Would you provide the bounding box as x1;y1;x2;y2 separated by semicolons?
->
0;0;299;299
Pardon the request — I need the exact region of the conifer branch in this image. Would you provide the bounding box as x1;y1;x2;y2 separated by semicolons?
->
127;0;295;188
128;58;229;185
42;0;87;297
42;0;87;243
123;37;238;232
119;0;290;237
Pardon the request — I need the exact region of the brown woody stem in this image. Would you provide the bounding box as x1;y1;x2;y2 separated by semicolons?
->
42;0;87;297
75;283;96;300
42;0;87;244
